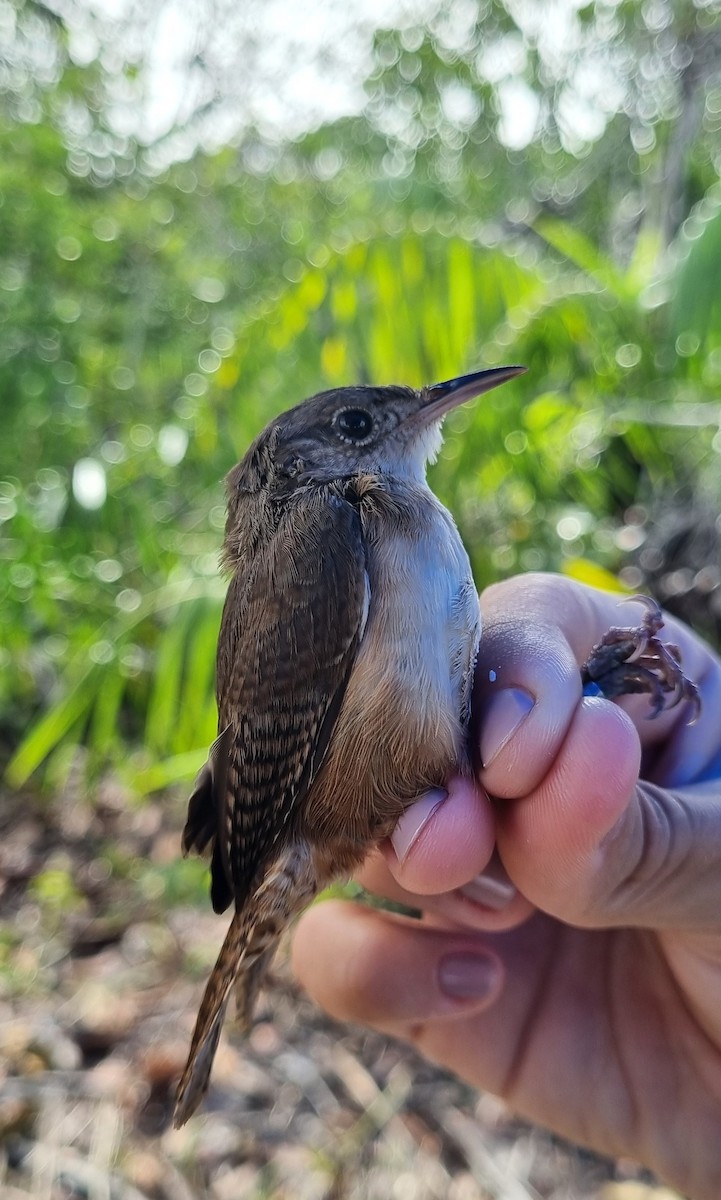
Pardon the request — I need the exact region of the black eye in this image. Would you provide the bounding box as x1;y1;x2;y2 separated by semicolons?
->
334;408;374;442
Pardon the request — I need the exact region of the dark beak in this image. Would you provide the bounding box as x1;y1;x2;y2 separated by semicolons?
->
416;365;527;424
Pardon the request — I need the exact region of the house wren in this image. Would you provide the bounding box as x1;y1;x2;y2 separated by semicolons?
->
173;365;524;1124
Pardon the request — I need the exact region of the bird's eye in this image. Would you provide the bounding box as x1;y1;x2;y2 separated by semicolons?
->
334;408;374;443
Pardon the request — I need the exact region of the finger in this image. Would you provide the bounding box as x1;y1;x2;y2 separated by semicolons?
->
495;693;721;932
383;776;496;897
358;848;537;933
650;653;721;787
292;901;715;1188
292;899;504;1031
293;899;585;1097
477;574;721;793
292;900;598;1108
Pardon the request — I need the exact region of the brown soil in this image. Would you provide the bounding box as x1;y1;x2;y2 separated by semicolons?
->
0;779;678;1200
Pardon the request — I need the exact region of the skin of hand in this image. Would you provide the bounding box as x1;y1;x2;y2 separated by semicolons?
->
292;574;721;1200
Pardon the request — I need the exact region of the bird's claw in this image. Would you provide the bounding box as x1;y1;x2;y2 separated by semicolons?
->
581;595;701;724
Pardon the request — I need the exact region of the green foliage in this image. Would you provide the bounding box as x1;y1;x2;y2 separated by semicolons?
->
671;192;721;349
2;0;720;791
29;866;85;914
135;856;210;907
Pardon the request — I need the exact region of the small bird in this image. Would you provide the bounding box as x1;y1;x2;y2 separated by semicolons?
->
173;365;525;1125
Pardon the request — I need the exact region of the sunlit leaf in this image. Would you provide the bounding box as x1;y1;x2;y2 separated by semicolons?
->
534;216;630;301
562;558;628;593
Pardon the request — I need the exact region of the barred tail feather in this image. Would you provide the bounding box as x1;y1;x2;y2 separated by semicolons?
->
174;843;318;1126
174;908;247;1127
234;937;281;1034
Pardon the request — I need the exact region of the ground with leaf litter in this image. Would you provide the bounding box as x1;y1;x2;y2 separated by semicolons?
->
0;776;682;1200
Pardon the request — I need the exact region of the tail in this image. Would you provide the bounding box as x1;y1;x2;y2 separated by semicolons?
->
173;843;318;1126
174;908;248;1127
234;938;281;1034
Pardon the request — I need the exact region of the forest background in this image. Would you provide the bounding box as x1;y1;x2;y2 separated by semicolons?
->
1;1;721;1197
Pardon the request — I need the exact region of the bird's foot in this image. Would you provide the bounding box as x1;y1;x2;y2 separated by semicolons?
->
581;595;701;722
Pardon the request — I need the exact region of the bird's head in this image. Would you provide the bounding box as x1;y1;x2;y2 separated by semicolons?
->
229;365;526;496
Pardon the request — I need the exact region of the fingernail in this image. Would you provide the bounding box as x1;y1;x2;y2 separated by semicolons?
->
390;788;448;864
479;686;534;768
460;867;517;911
438;952;499;1001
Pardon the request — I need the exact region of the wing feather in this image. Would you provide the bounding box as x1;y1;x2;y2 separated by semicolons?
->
181;485;368;912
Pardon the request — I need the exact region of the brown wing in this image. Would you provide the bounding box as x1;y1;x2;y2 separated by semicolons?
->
182;486;368;913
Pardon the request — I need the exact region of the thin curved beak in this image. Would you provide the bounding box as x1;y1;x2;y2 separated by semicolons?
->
416;365;527;424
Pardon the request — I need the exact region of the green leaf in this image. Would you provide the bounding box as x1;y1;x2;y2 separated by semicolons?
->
534;216;630;301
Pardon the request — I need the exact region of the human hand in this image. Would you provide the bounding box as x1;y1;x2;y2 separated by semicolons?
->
292;574;721;1200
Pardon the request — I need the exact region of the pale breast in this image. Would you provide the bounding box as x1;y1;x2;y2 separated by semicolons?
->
302;480;481;846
